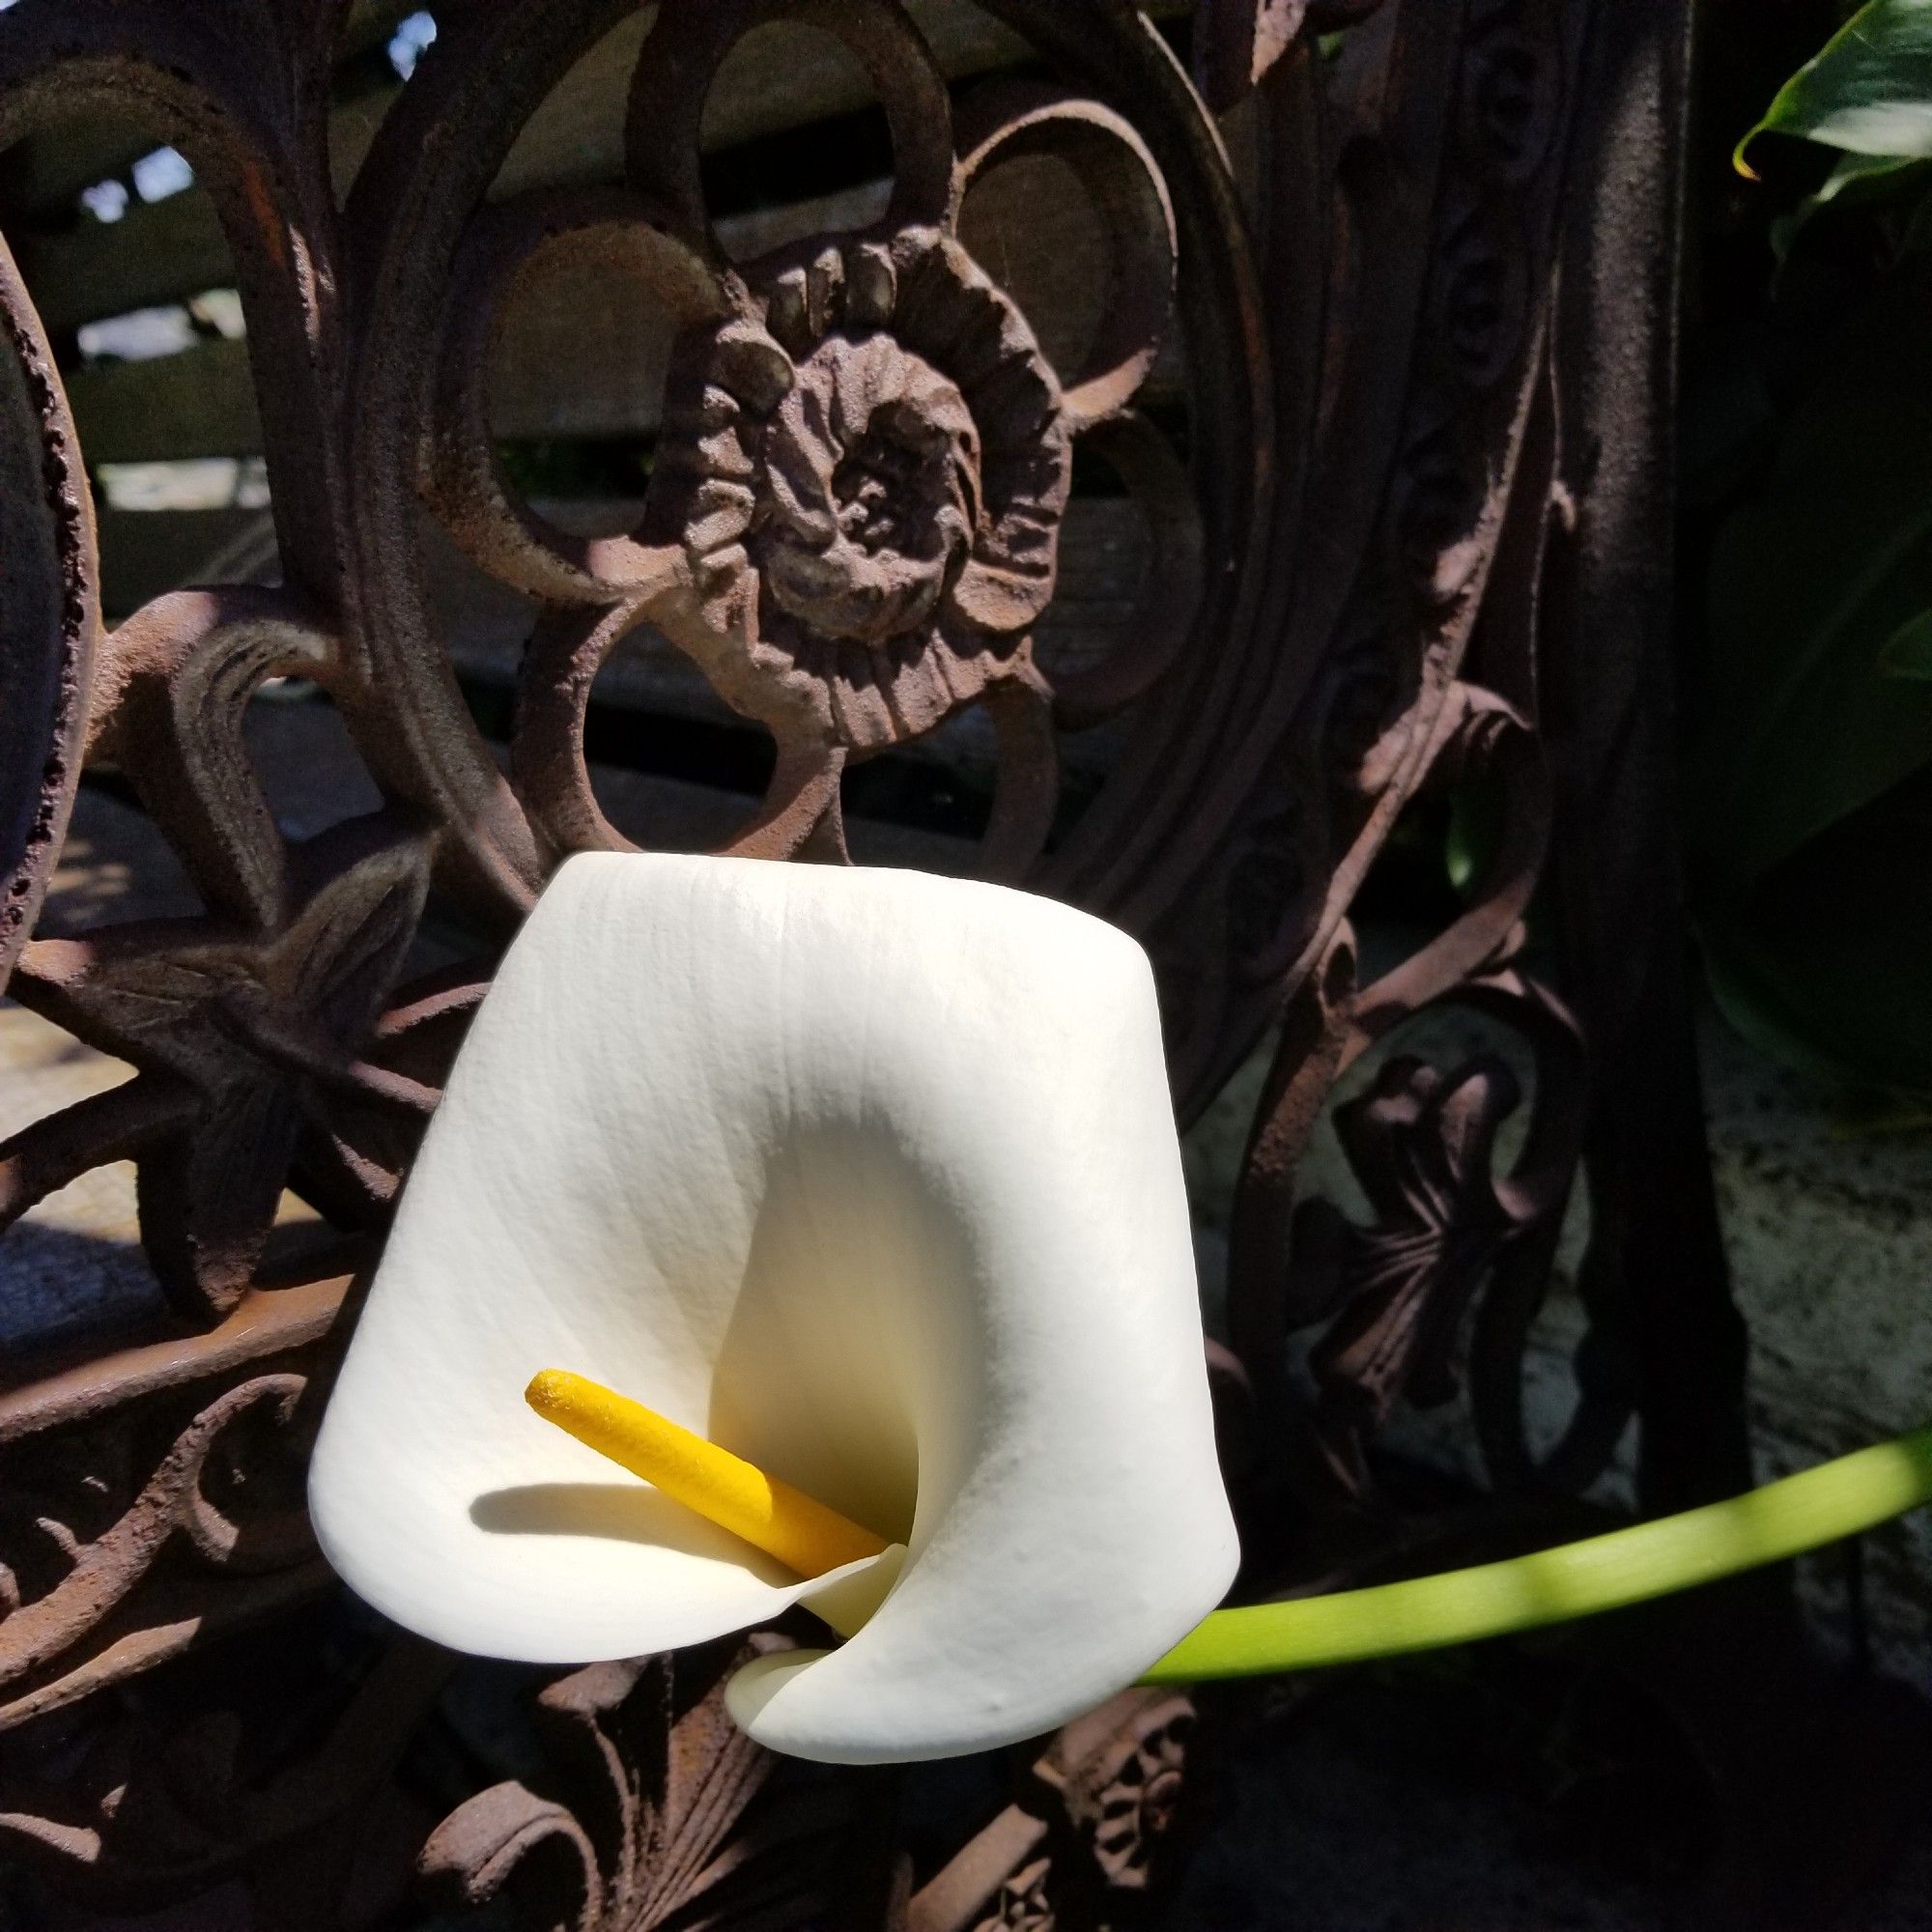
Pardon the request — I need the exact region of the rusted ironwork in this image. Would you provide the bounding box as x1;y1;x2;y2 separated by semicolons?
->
0;222;92;986
419;1640;893;1930
0;0;1893;1925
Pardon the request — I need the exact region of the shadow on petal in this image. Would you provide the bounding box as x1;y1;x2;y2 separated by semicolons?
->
469;1481;788;1577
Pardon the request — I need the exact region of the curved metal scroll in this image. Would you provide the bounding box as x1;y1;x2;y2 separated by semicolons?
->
0;1;1759;1926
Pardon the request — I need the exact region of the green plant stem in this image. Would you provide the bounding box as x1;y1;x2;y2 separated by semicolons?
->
1141;1428;1932;1684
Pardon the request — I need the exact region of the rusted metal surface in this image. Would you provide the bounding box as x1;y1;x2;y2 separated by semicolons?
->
419;1641;894;1930
0;225;93;990
0;0;1890;1925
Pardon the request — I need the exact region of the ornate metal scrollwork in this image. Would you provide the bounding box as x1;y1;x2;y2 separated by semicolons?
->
420;1640;891;1932
0;0;1764;1924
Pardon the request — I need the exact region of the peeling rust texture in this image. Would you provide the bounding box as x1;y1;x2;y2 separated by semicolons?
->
0;1;1816;1927
0;227;96;991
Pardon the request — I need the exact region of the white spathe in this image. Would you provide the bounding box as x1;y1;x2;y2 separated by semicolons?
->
308;852;1238;1764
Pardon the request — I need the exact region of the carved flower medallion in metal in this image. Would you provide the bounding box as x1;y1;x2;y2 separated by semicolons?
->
428;0;1193;874
648;228;1070;756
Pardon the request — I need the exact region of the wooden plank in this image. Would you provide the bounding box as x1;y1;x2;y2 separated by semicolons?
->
239;682;977;874
98;503;275;615
93;491;1150;781
486;161;1187;436
98;493;1150;658
0;3;413;223
17;0;1187;331
13;190;231;338
335;3;1061;230
480;181;891;440
0;121;156;227
493;0;1041;199
62;151;1179;465
65;335;260;462
418;496;1145;782
61;175;885;462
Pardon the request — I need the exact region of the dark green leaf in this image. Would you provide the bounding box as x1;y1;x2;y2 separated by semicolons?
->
1694;273;1932;889
1700;776;1932;1095
1445;771;1504;898
1773;152;1932;259
1737;0;1932;176
1819;149;1932;200
1702;919;1871;1093
1878;606;1932;677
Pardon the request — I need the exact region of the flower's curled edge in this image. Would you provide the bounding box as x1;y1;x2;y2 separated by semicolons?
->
308;853;1238;1764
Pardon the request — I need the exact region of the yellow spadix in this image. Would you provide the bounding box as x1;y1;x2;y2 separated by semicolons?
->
525;1369;890;1579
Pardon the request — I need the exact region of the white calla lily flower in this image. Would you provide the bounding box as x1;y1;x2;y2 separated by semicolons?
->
308;853;1237;1765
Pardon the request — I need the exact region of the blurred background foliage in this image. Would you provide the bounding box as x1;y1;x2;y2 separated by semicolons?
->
1685;0;1932;1102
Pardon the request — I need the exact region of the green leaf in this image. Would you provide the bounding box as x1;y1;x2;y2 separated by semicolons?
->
1774;152;1932;258
1694;272;1932;890
1879;606;1932;677
1444;770;1504;897
1699;781;1932;1095
1818;148;1932;202
1701;914;1877;1094
1737;0;1932;176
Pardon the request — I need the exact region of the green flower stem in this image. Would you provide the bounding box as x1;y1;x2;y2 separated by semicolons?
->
1141;1427;1932;1684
